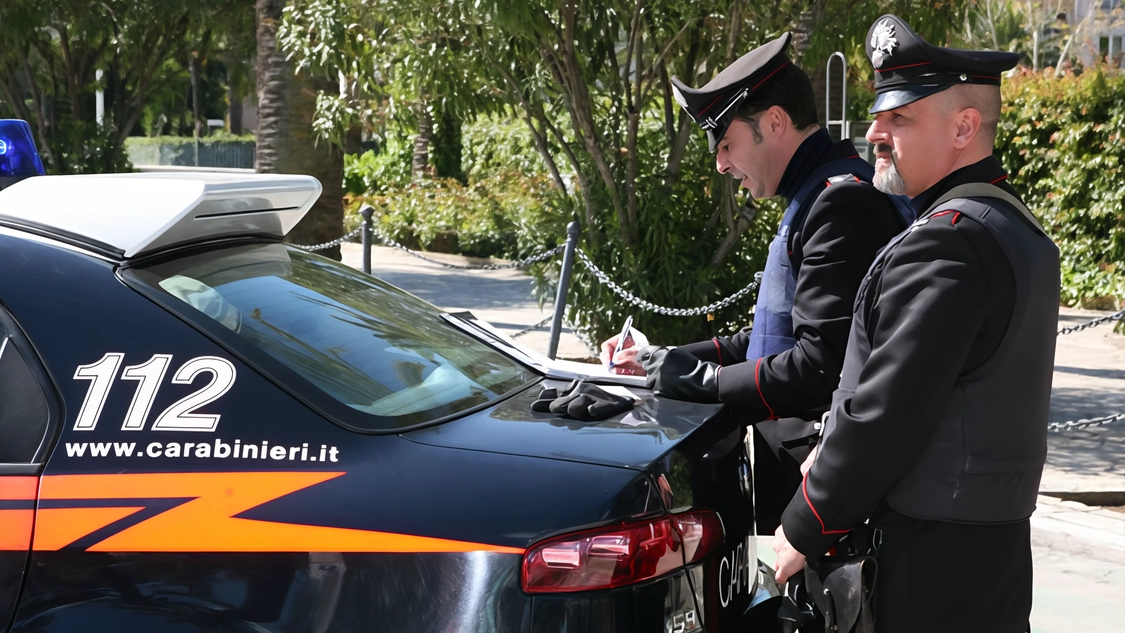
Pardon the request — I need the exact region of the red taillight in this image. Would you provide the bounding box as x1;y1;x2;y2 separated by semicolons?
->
522;511;724;593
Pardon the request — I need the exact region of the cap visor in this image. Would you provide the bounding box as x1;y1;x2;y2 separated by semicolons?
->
870;84;951;113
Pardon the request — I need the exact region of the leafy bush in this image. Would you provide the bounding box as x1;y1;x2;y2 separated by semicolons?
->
346;116;568;260
124;132;258;146
343;135;413;197
998;67;1125;310
353;172;567;260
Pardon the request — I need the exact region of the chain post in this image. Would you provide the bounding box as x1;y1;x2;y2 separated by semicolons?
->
360;204;374;275
548;221;580;360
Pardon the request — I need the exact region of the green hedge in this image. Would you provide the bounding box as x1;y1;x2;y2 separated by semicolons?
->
351;172;566;260
345;117;568;262
999;68;1125;310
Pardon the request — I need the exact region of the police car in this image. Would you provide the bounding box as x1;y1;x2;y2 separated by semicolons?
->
0;119;781;632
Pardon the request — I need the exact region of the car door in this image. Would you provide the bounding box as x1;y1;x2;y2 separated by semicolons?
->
0;308;60;633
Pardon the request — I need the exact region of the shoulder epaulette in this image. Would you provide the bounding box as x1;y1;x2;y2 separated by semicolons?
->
825;174;864;186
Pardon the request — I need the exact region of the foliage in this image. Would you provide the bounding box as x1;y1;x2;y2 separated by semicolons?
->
283;0;801;345
356;173;568;260
997;67;1125;309
125;133;257;146
0;0;255;174
345;116;567;264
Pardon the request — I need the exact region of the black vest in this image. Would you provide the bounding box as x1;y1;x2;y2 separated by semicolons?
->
839;184;1060;523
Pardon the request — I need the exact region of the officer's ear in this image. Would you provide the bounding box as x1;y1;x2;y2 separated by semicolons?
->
763;105;790;138
952;106;982;150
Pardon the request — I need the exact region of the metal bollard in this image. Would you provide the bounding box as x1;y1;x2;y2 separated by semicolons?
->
360;204;374;275
547;221;580;360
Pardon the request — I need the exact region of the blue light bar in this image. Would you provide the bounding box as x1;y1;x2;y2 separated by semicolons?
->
0;119;46;179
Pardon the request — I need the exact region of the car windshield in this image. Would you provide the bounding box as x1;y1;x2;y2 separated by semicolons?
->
129;243;539;431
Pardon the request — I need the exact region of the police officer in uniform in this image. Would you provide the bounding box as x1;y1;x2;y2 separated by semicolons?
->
602;33;909;533
773;16;1059;633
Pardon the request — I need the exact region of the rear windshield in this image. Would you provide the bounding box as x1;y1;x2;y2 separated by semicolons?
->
128;243;538;431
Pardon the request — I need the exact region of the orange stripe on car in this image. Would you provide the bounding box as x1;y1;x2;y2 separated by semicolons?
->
32;507;145;551
0;510;35;550
0;476;39;500
35;472;523;555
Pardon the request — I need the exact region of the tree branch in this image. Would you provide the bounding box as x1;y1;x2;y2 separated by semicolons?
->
557;0;629;242
19;54;57;169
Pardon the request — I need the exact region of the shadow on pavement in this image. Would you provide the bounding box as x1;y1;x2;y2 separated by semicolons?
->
371;270;539;310
1054;366;1125;380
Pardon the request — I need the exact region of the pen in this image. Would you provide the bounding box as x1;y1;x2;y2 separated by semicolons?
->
608;315;633;368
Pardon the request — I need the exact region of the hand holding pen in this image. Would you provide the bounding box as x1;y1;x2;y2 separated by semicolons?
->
600;316;646;375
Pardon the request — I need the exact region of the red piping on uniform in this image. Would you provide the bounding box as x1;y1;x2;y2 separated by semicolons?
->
802;473;849;536
875;61;931;73
712;338;724;366
990;174;1009;184
952;212;962;225
754;358;778;420
750;61;791;93
696;93;726;117
853;175;862;183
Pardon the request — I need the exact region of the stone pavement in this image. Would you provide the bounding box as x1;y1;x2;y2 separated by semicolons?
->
1042;308;1125;499
341;244;1125;630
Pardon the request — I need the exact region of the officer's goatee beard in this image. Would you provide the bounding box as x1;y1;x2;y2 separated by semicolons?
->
872;145;907;195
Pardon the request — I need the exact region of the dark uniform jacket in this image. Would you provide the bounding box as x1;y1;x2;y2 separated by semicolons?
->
781;156;1056;559
680;130;903;427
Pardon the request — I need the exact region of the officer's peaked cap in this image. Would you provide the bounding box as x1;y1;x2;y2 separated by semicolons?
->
867;14;1019;113
671;33;792;152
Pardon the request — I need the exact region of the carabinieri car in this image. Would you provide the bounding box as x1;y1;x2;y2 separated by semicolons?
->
0;119;780;633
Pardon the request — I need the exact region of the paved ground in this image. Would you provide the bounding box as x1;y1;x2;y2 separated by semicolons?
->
342;244;1125;631
342;244;593;360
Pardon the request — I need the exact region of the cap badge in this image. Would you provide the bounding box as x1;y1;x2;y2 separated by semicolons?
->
869;18;898;68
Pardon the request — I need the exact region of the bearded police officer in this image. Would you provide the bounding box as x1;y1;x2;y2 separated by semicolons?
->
773;15;1059;633
601;33;910;533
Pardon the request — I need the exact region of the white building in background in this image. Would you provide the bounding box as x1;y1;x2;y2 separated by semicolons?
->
1073;0;1125;67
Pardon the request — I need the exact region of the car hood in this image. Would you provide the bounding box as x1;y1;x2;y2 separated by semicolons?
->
401;379;725;470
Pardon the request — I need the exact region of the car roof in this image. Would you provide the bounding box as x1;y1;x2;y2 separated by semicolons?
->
0;172;321;259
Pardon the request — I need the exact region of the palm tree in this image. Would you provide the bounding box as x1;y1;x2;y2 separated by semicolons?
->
255;0;344;260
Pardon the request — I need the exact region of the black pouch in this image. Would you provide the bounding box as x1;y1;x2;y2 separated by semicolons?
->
802;555;877;633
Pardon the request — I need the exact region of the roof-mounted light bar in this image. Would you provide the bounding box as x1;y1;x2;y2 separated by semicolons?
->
0;120;46;191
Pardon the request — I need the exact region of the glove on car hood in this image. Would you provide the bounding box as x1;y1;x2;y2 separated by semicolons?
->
402;379;726;470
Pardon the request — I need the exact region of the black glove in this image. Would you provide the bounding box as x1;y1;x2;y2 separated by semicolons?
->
531;380;634;421
637;345;721;403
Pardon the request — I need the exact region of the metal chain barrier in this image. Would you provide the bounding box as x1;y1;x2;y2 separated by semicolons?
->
1048;413;1125;432
574;248;761;316
1057;307;1125;335
291;224;564;269
289;226;364;252
510;316;553;338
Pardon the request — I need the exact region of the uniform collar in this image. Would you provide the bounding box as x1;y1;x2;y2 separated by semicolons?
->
776;129;843;202
910;156;1011;216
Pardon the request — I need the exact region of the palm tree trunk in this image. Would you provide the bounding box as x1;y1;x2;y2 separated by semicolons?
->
255;0;344;260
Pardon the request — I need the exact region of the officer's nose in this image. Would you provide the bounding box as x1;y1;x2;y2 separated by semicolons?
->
866;117;889;146
715;149;731;175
